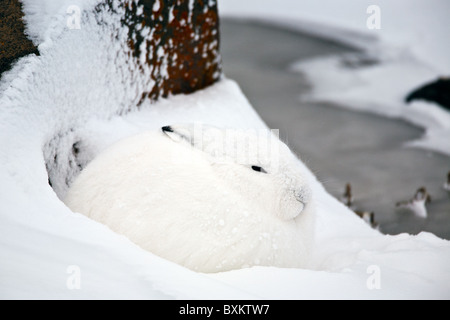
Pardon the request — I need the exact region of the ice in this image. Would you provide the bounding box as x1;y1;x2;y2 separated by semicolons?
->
291;54;450;155
219;0;450;73
220;0;450;156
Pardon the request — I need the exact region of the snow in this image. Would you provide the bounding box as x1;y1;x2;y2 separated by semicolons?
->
1;0;450;299
153;0;160;13
21;0;99;46
219;0;450;156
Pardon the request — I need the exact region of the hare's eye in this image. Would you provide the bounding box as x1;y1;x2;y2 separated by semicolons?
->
251;166;267;174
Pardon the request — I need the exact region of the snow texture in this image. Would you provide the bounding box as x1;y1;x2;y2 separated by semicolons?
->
1;0;450;299
220;0;450;155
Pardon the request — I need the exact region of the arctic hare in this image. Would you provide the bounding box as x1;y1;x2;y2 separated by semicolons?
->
64;124;315;272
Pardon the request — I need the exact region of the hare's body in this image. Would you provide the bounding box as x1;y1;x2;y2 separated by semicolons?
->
64;125;315;272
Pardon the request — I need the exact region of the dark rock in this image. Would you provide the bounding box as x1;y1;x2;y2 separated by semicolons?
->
405;77;450;111
0;0;39;78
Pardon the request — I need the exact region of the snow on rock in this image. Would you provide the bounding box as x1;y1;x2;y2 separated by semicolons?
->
1;0;450;299
395;187;431;219
20;0;91;46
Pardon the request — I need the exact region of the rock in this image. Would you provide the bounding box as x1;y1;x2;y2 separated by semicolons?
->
396;187;431;219
405;77;450;111
444;171;450;191
96;0;221;105
340;183;354;208
0;0;39;78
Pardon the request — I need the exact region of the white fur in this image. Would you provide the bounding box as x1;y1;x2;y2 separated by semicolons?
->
64;124;315;273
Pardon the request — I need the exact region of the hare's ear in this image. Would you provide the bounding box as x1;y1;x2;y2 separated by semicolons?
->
162;124;224;158
162;125;195;145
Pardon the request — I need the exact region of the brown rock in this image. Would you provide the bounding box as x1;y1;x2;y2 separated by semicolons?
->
0;0;39;77
97;0;222;105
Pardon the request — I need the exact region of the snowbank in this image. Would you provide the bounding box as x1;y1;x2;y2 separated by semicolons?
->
2;76;450;299
1;0;450;299
219;0;450;155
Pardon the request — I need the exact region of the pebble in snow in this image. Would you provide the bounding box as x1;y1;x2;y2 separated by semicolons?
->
444;171;450;191
396;187;432;219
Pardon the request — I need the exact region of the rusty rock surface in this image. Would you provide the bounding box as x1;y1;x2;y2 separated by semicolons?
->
120;0;222;104
95;0;222;106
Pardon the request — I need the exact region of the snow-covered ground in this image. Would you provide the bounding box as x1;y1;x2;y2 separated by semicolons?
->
1;0;450;299
220;0;450;156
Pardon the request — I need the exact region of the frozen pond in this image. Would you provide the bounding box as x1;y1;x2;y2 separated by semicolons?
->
221;19;450;239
